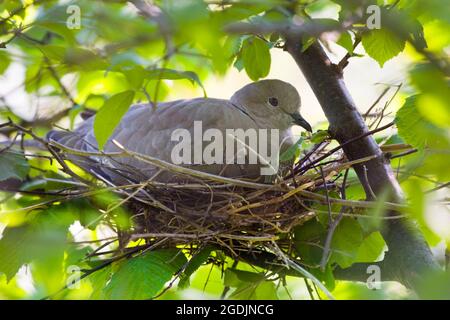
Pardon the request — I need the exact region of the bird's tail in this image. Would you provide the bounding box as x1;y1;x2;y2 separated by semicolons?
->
46;130;116;181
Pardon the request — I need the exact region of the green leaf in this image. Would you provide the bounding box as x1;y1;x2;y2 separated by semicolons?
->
38;45;66;61
230;280;278;300
410;19;428;50
65;47;109;70
330;217;364;268
103;249;187;300
280;137;304;162
310;130;330;144
0;150;30;182
144;68;206;96
38;45;108;70
0;51;11;74
224;269;278;300
294;219;326;243
395;95;449;149
0;216;69;281
36;22;78;44
224;269;265;287
122;66;145;90
357;190;390;233
409;64;450;129
403;179;442;246
309;264;335;291
294;219;327;265
312;190;343;227
93;90;135;150
233;56;244;71
178;246;213;289
355;232;386;263
301;36;316;52
89;265;112;300
224;35;243;59
0;226;37;281
417;270;450;299
361;28;405;67
241;37;271;81
336;31;354;54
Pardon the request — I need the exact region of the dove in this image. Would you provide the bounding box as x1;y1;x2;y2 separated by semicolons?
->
47;79;312;184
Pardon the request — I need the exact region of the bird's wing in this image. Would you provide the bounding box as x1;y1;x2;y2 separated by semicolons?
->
47;98;261;183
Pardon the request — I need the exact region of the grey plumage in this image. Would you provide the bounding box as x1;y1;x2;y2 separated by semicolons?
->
47;79;311;184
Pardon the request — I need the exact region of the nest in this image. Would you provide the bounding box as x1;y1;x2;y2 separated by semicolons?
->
2;121;389;265
48;137;373;258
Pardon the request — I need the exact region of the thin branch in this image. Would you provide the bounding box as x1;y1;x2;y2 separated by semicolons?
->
319;168;348;271
265;243;335;300
299;121;395;174
225;19;346;39
425;181;450;194
337;36;361;70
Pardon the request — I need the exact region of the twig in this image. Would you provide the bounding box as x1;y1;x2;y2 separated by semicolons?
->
7;121;92;185
297;189;405;211
221;259;238;299
225;20;346;39
299;121;395;174
363;165;377;200
43;241;157;300
111;139;281;190
425;181;450;194
337;36;361;70
363;87;390;120
389;149;418;160
319;168;348;270
265;244;335;300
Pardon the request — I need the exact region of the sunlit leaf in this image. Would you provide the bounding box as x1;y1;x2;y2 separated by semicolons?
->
0;51;11;74
330;217;364;268
402;179;441;246
355;231;386;263
93;90;135;150
294;219;326;266
103;249;187;299
178;246;213;289
336;31;354;54
362;28;405;67
230;280;278;300
280;137;304;162
0;208;72;282
89;265;112;300
241;37;271;81
310;130;330;144
0;150;29;182
309;264;335;291
224;269;278;300
144;68;206;96
395;95;449;149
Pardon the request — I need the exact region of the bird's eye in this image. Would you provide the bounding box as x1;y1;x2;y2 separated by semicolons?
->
268;97;279;107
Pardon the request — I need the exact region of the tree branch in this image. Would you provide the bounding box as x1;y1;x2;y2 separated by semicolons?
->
225;20;345;39
284;38;440;291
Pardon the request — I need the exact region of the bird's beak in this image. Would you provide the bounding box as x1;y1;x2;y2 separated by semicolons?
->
290;112;312;132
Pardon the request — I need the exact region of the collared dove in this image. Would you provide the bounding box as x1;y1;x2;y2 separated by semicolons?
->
47;79;311;184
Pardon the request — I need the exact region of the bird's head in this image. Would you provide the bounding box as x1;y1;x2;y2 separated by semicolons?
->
230;79;312;132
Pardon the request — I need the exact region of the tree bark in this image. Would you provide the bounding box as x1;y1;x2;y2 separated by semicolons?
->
285;39;440;291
